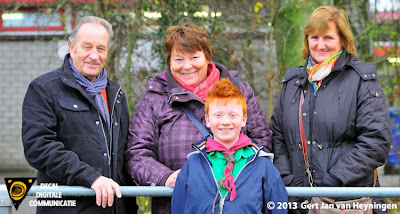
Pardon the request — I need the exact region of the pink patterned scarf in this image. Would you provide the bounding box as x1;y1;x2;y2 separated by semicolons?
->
174;62;220;102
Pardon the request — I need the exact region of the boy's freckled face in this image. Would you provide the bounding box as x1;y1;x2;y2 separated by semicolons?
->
205;100;247;148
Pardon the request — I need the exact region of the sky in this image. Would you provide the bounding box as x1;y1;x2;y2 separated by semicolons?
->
370;0;400;11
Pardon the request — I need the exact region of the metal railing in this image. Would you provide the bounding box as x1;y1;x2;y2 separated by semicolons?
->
1;185;400;213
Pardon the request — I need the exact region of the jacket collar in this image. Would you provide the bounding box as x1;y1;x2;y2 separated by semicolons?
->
60;54;121;111
61;54;91;95
332;49;351;72
295;67;308;88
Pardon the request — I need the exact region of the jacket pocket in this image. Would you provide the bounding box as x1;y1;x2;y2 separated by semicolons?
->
367;88;384;99
57;99;94;138
59;99;90;111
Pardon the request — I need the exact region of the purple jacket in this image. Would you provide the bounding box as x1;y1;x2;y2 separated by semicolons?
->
125;62;271;214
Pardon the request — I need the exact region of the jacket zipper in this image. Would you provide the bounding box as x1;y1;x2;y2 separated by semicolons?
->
233;150;258;183
196;147;260;213
99;87;121;176
108;87;121;166
196;149;226;213
218;149;259;214
308;89;317;171
98;116;111;172
219;198;225;214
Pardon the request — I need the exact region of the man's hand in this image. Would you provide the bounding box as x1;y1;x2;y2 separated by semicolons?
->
165;169;181;187
91;176;122;208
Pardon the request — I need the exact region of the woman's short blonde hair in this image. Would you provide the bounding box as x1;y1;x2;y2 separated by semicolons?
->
302;6;358;59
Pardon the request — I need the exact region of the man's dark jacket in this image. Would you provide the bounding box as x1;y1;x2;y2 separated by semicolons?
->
22;54;138;214
271;51;391;214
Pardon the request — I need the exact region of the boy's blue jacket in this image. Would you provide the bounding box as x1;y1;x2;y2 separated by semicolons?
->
171;139;288;214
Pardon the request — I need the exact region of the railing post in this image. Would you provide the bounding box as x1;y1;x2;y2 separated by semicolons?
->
0;185;12;214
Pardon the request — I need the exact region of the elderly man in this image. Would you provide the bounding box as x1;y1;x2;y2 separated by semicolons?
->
22;16;137;214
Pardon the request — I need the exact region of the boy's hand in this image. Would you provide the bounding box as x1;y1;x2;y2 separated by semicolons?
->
165;169;181;187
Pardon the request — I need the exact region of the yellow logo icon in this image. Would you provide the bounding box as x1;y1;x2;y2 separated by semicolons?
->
4;177;36;210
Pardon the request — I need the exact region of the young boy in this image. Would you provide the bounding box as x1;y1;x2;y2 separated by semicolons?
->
171;78;288;214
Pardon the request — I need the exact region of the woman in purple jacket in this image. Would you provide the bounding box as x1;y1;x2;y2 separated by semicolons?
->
125;23;272;214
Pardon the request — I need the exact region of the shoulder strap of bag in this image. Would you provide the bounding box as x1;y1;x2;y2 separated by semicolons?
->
299;89;378;187
181;106;211;138
232;77;240;88
299;90;314;187
164;86;211;139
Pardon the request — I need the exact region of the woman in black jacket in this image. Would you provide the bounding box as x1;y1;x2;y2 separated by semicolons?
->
270;6;391;214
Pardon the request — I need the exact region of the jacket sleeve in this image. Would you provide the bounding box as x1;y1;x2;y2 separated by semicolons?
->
240;81;273;152
270;84;293;186
125;92;173;186
22;81;101;187
329;78;391;186
171;160;188;214
264;160;289;214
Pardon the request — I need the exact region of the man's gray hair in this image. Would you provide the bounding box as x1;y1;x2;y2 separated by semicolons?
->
69;16;114;46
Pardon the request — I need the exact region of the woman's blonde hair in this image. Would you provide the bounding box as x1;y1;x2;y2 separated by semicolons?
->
302;6;358;60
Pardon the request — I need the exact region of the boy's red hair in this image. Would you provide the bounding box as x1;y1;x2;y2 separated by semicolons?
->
205;78;246;115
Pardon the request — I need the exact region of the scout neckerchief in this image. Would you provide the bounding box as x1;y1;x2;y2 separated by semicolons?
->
205;133;252;201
